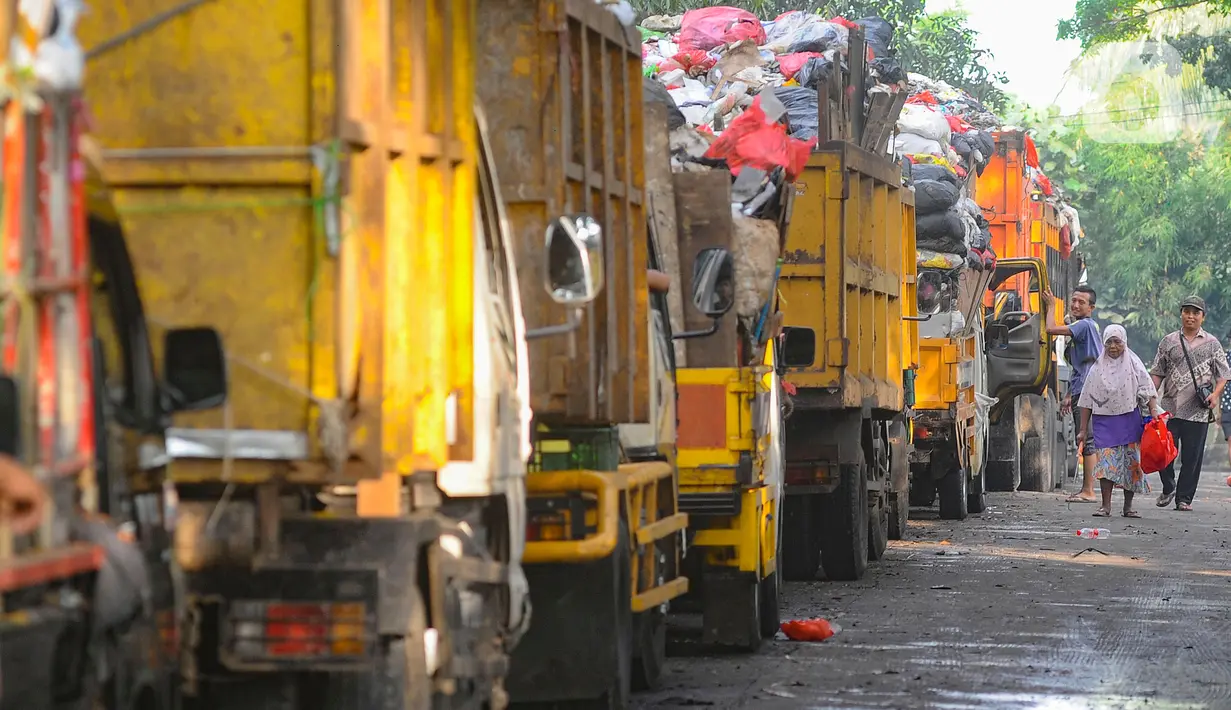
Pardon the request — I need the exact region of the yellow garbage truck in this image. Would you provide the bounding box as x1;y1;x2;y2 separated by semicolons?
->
82;1;601;707
475;2;688;707
777;144;919;582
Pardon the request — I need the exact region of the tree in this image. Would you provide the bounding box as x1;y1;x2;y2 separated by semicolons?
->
1059;1;1231;48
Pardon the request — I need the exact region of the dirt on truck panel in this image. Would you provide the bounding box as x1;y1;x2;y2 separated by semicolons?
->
633;477;1231;709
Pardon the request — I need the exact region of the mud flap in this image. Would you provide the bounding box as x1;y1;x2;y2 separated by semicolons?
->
508;531;631;706
700;571;761;651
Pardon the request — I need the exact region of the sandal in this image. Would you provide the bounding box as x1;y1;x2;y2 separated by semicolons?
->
1092;508;1110;517
1067;493;1098;503
1122;510;1141;518
1176;502;1193;512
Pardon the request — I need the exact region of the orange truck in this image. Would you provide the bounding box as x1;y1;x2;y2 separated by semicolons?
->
976;130;1084;494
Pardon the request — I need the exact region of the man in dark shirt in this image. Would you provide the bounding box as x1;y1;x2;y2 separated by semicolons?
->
1043;285;1102;502
1151;296;1230;511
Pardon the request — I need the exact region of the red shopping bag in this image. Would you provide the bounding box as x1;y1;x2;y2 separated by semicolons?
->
1140;414;1177;474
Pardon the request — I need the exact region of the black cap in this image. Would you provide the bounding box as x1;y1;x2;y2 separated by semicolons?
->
1180;296;1206;313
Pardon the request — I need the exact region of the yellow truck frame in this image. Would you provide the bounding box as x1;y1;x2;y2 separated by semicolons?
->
675;347;784;650
777;144;918;582
476;2;688;706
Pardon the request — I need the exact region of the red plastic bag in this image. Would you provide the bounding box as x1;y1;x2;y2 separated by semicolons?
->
946;115;972;134
1024;134;1041;169
1141;415;1177;474
781;618;835;642
672;50;716;76
777;52;824;79
908;91;939;106
703;95;816;181
679;6;767;52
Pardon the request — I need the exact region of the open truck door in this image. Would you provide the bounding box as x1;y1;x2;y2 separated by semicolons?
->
985;258;1053;405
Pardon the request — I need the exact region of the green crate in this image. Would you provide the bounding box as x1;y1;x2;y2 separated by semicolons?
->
530;426;621;473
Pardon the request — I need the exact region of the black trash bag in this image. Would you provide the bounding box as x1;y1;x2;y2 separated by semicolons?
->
914;179;961;215
968;130;994;159
951;132;974;161
795;56;834;90
971;225;993;251
643;76;686;131
870;57;906;84
772;86;819;141
856;17;894;58
786;23;846;54
909;163;960;187
916;209;967;254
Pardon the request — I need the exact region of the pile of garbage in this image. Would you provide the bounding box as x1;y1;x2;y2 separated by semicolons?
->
895;75;998;317
641;8;906;144
640;7;910;337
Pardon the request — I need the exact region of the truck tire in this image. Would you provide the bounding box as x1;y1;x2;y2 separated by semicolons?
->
631;609;666;691
780;495;821;581
937;450;969;521
868;493;889;561
820;458;869;581
967;442;988;514
1018;435;1050;493
985;459;1019;492
758;572;781;640
908;463;936;507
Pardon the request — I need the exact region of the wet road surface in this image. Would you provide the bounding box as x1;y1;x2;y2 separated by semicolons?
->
637;468;1231;709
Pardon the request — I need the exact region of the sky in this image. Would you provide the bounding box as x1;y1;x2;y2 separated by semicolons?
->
925;0;1086;112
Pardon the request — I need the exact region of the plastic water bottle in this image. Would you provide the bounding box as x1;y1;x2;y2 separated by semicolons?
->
1076;528;1111;539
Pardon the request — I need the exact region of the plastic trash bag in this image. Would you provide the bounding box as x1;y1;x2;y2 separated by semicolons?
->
856;17;894;58
870;57;906;84
917;249;965;270
1141;414;1178;474
909;163;960;187
897;103;952;144
795;56;834;90
895;132;944;157
772;86;819;141
643;76;687;131
913;179;961;215
679;6;766;52
765;12;848;54
703;94;816;181
32;0;86;91
777;52;823;79
916;209;967;254
781;618;836;642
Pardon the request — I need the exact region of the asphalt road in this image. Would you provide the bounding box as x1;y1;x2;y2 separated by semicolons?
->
636;466;1231;710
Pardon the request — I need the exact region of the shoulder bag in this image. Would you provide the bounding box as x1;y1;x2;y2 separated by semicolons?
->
1179;334;1215;411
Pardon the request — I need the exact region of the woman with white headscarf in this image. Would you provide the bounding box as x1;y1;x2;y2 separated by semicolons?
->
1077;325;1162;518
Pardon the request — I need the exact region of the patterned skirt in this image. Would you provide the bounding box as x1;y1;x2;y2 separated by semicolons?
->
1093;443;1150;494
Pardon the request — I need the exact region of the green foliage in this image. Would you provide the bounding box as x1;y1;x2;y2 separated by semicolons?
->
1059;0;1231;48
899;10;1010;110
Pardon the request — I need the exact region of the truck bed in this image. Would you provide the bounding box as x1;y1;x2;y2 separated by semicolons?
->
780;142;917;412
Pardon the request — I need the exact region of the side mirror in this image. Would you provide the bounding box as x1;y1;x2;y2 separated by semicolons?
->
0;375;19;457
690;247;735;318
544;215;604;306
163;327;228;413
986;323;1010;349
780;326;816;368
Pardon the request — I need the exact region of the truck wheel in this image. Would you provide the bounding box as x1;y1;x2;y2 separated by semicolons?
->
868;493;889;561
631;609;666;691
888;489;909;540
1018;435;1049;493
820;458;869;581
758;572;781;640
985;460;1019;492
781;495;821;581
908;464;936;507
937;464;969;521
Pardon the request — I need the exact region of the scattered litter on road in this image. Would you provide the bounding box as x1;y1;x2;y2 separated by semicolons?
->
780;618;838;641
930;585;953;590
762;686;797;699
